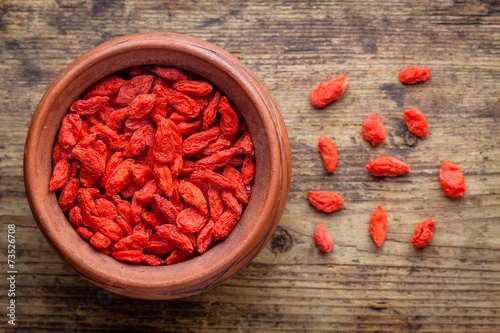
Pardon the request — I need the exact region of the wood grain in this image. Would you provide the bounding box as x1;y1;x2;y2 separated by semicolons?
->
1;0;500;331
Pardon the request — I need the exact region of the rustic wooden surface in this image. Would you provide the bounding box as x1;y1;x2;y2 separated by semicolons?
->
1;0;500;332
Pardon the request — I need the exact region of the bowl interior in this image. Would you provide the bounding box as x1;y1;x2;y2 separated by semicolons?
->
24;33;291;299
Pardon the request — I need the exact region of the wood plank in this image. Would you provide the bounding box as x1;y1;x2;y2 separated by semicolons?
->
1;0;499;332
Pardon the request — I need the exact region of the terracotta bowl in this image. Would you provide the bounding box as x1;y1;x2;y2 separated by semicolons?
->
24;32;291;300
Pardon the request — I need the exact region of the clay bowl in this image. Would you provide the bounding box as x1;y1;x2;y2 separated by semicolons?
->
24;32;291;300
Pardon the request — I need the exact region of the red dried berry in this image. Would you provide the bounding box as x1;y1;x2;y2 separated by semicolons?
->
399;67;431;84
439;161;466;198
369;205;387;247
310;76;348;108
411;218;435;248
403;109;428;138
317;135;338;173
307;191;344;213
362;114;386;147
314;224;333;252
365;156;410;177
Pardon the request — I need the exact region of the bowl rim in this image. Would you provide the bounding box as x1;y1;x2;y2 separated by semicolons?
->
24;32;291;299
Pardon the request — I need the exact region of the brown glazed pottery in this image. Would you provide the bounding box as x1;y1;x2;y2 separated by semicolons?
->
24;32;291;299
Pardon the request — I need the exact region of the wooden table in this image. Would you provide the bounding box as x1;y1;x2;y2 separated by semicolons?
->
1;1;499;332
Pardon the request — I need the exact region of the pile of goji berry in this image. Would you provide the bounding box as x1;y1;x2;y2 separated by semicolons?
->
309;67;466;252
49;65;256;265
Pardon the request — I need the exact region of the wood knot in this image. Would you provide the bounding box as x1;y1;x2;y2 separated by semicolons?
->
269;227;293;253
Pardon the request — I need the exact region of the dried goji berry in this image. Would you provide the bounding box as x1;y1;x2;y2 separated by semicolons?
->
111;250;146;264
70;96;110;115
154;163;174;198
95;198;118;221
49;160;71;191
213;209;241;240
181;126;221;156
191;170;237;190
411;218;435;248
307;191;344;213
403;109;428;138
176;207;208;234
173;80;212;97
58;114;83;148
115;74;154;106
203;91;221;130
83;75;126;99
317;135;338;173
127;94;156;120
241;155;255;186
114;232;149;251
90;231;111;251
314;224;333;252
362;114;386;147
178;180;208;215
69;206;83;228
399;67;431;84
369;205;387;247
155;224;194;253
196;219;215;254
143;240;175;255
164;87;203;118
150;66;188;83
310;75;348;108
218;96;240;139
152;194;179;224
195;147;239;170
439;161;466;198
365;156;411;177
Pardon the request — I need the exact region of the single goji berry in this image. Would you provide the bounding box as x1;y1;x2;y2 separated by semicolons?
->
221;190;242;215
439;161;466;198
143;254;162;266
314;224;333;252
178;180;208;215
155;224;194;253
127;94;156;120
307;191;344;213
92;216;124;241
70;96;110;115
57;114;83;148
310;75;348;108
114;232;149;251
362;114;386;147
69;206;83;228
399;67;431;84
123;124;156;157
105;159;134;196
166;249;193;265
218;96;239;139
181;126;221;156
152;194;179;224
196;219;215;254
173;80;213;97
365;156;411;177
317;135;338;173
403;109;428;138
115;74;154;106
164;87;203;118
191;170;237;190
76;226;94;240
83;75;126;99
369;205;387;247
203;91;221;130
213;209;241;240
150;117;177;163
411;218;435;248
49;160;71;191
90;231;111;251
95;198;118;221
195;147;239;170
142;211;163;227
154;163;174;198
176;207;208;234
150;66;188;83
143;240;175;255
111;250;146;263
241;155;255;186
